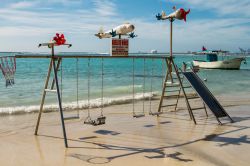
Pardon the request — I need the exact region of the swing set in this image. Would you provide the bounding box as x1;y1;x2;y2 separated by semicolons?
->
0;5;233;148
13;43;169;148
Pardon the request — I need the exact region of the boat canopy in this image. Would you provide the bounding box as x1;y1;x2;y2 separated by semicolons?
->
206;53;218;62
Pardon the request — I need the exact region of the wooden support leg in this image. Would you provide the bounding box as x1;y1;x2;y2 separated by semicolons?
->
35;59;53;135
157;58;170;113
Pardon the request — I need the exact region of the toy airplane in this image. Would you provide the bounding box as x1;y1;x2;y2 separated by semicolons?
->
95;23;137;39
156;7;190;21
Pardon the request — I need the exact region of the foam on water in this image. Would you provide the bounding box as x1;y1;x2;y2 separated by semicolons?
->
1;53;250;115
0;92;156;115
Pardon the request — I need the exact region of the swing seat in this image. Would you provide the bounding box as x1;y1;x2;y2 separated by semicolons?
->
84;116;106;126
92;116;106;126
84;117;94;125
133;114;145;118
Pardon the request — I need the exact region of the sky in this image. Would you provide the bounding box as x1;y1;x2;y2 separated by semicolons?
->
0;0;249;53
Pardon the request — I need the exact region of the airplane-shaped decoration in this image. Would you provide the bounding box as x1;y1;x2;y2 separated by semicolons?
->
156;7;190;21
95;23;137;39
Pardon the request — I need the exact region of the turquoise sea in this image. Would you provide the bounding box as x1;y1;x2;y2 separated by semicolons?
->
0;52;250;115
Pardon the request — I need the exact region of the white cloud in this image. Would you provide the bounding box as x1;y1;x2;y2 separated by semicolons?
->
92;0;117;17
9;1;38;9
175;0;250;17
0;0;249;52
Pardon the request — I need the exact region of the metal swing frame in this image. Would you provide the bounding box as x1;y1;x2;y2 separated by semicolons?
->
15;52;171;148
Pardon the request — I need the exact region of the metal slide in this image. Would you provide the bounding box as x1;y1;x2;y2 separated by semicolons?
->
182;71;233;123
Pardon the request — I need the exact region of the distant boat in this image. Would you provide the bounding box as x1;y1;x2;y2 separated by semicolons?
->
150;50;158;54
193;47;246;70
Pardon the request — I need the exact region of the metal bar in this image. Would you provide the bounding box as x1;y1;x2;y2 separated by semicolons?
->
35;59;53;135
15;55;170;59
51;46;68;148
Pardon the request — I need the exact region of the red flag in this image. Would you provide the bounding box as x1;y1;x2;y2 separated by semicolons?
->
202;46;207;51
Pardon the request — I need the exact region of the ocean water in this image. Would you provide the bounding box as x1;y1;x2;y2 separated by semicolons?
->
0;52;250;115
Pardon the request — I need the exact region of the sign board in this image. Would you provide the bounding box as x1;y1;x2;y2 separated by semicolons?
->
111;38;129;56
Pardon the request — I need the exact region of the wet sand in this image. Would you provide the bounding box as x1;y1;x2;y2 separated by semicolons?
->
0;95;250;166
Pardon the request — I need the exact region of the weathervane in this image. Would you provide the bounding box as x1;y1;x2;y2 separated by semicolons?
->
156;6;190;57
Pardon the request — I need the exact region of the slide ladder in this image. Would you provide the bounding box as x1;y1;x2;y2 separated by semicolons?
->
157;58;197;124
157;58;233;125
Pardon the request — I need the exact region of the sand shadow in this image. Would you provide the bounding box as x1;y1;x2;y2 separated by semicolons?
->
203;134;250;146
230;116;250;123
36;123;250;164
94;130;120;136
145;151;193;162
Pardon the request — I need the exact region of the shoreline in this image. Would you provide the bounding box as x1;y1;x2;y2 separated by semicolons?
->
1;92;249;116
0;95;250;165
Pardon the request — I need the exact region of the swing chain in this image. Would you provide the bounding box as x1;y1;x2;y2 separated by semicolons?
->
60;58;63;106
84;58;106;126
88;58;90;117
101;57;104;116
143;58;146;114
149;58;154;114
76;58;79;117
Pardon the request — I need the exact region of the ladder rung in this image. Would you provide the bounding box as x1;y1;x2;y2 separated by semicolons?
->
166;85;180;87
183;86;192;89
161;104;177;107
165;89;180;92
171;72;177;75
171;72;183;75
166;81;179;85
164;95;179;99
191;107;205;111
45;89;57;93
187;96;200;100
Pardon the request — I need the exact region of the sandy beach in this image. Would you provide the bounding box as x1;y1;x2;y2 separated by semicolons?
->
0;95;250;166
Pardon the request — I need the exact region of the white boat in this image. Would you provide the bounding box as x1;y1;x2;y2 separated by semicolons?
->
193;51;246;70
